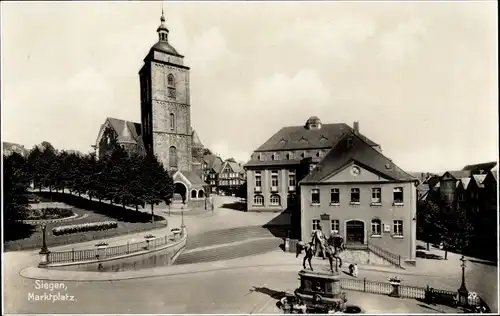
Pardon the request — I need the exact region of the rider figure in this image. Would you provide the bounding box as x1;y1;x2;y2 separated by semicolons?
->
311;224;326;259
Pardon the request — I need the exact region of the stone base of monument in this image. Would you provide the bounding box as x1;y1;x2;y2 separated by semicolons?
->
277;269;365;314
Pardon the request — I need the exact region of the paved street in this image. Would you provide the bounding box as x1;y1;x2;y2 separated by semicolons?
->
6;263;458;314
3;195;497;314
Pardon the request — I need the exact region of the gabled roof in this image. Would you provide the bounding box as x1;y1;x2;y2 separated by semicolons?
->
254;122;378;152
220;160;244;174
228;161;244;173
460;178;471;189
300;132;416;183
472;174;487;188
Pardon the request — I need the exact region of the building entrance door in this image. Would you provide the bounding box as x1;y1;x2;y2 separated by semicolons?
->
320;214;331;238
346;220;365;244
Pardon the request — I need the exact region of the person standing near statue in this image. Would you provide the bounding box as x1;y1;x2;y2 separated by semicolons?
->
311;224;326;259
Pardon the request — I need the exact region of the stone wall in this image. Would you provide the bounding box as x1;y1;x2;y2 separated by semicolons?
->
153;133;192;171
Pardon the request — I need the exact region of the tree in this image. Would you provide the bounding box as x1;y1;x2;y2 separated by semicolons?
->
439;204;474;260
38;141;58;192
417;200;442;250
3;153;31;227
127;153;148;211
140;153;174;222
235;181;247;200
27;146;43;191
203;148;212;156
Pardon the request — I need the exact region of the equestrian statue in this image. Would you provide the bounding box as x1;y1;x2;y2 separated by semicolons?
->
296;225;345;273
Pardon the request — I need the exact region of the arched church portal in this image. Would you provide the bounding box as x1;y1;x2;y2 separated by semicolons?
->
174;182;187;204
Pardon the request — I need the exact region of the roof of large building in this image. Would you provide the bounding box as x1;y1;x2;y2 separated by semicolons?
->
254;119;378;152
150;41;181;57
462;161;497;173
106;117;142;143
301;132;416;183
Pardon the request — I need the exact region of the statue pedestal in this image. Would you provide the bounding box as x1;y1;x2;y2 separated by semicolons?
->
294;269;347;313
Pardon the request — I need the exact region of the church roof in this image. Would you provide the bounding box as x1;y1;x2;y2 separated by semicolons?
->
301;132;416;184
150;41;182;57
117;120;136;144
192;130;203;147
254;121;378;152
106;117;142;142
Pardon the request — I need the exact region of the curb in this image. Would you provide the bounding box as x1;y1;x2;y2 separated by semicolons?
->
19;259;437;283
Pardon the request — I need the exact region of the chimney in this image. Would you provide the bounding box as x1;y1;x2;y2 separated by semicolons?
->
353;121;359;134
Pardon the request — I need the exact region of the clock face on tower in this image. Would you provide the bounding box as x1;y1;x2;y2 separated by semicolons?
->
351;166;361;176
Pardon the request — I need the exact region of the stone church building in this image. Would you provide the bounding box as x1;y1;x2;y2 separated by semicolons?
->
95;11;207;206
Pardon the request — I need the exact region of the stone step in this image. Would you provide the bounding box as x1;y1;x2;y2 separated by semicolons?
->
186;226;274;250
175;238;281;265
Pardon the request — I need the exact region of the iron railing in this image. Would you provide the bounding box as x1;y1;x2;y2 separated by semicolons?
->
48;231;184;264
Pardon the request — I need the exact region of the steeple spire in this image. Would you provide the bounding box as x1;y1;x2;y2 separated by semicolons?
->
157;2;169;42
161;1;165;22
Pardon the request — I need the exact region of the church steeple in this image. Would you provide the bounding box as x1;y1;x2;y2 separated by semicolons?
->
157;6;169;42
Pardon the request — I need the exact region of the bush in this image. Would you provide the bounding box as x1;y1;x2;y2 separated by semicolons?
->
26;208;74;220
52;221;118;236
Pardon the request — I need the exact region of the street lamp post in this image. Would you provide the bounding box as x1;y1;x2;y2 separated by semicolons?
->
457;255;469;307
181;210;185;229
38;223;50;266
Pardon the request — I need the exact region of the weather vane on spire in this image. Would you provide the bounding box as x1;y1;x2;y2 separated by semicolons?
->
161;1;165;22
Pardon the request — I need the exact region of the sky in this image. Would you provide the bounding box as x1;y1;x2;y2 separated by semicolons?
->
1;1;498;173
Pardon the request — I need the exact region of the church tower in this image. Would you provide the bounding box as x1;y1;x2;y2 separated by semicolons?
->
139;9;192;172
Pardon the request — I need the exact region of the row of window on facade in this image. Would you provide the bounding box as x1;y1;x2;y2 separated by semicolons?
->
253;194;283;206
445;191;480;202
312;219;404;237
255;151;326;161
219;179;242;186
310;187;404;206
254;170;296;188
220;172;242;179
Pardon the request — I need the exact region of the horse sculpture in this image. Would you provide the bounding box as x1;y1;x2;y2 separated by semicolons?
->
296;234;345;272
